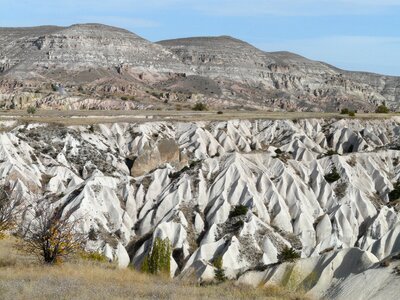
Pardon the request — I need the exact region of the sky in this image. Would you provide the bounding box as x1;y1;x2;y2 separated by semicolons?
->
1;0;400;76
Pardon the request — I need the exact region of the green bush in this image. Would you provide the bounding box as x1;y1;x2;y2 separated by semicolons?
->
229;205;248;219
27;106;36;115
141;237;171;275
326;150;338;156
192;103;208;111
278;246;300;263
213;256;226;282
121;96;128;101
376;105;389;113
389;181;400;201
80;251;108;263
341;108;355;117
324;166;341;183
340;108;349;114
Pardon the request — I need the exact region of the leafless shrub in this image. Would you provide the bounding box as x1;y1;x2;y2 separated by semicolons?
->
380;260;390;267
347;156;357;167
334;182;348;199
20;201;86;264
0;186;19;238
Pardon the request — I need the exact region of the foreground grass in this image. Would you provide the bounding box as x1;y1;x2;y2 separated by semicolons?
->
0;237;309;300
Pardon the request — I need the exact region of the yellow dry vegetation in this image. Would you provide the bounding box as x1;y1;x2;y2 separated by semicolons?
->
0;109;398;126
0;237;311;300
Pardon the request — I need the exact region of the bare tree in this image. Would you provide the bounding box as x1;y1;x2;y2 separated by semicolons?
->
21;202;86;264
0;187;18;238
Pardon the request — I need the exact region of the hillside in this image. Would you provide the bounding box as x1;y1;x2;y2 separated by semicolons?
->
0;23;399;111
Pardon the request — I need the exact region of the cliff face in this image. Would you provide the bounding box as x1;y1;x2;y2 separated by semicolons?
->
0;23;400;111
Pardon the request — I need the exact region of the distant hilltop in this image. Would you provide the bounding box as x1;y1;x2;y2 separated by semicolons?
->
0;23;399;111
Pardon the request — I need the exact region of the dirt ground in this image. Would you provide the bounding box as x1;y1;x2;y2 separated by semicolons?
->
0;109;397;126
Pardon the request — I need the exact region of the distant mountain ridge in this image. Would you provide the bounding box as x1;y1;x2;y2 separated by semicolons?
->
0;23;399;111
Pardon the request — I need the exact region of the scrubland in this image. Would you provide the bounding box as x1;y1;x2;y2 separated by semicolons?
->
0;237;309;300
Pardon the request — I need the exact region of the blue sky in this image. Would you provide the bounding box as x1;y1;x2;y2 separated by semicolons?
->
1;0;400;76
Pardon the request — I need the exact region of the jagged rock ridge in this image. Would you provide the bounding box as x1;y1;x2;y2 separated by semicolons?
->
0;117;400;299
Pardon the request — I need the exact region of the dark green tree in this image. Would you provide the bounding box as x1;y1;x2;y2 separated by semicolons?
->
229;205;248;219
389;181;400;201
141;237;172;275
278;246;300;263
192;103;208;111
213;255;226;282
376;105;389;113
324;166;341;183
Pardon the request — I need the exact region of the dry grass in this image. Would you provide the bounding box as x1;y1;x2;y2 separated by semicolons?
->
0;109;398;126
0;237;310;300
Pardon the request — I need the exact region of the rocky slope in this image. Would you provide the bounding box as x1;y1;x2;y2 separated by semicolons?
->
0;24;188;110
0;24;185;75
1;23;400;111
159;36;400;111
1;117;400;298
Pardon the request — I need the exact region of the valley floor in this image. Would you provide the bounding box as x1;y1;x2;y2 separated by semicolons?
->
0;237;309;300
0;109;398;126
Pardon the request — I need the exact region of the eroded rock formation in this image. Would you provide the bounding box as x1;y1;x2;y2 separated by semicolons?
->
0;117;399;294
